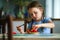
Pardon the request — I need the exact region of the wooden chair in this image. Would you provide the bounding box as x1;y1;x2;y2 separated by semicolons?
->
0;8;13;40
0;15;13;40
0;18;6;40
0;9;6;40
7;15;13;40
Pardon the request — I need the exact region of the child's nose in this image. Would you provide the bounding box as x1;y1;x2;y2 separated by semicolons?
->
32;14;36;18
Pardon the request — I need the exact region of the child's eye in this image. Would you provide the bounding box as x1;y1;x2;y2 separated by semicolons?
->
29;13;33;16
34;12;37;14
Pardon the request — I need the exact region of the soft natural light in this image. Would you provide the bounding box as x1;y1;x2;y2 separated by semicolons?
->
46;0;60;18
54;0;60;18
46;0;52;18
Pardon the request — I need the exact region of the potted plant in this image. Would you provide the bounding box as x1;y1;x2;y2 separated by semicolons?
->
13;0;30;19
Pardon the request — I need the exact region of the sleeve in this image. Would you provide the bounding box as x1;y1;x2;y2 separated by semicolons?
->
44;17;52;23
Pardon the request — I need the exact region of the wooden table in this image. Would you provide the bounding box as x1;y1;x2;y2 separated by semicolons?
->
0;33;60;40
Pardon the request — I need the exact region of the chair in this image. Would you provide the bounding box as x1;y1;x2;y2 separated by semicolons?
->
0;18;6;40
0;15;13;40
51;28;53;33
6;15;13;40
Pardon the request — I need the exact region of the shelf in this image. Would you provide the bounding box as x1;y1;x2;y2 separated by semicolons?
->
13;18;24;21
10;17;60;21
51;18;60;21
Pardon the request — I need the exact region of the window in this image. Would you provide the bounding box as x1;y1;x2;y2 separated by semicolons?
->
45;0;60;19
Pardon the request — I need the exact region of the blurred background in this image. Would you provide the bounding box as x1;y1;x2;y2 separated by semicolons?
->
0;0;60;33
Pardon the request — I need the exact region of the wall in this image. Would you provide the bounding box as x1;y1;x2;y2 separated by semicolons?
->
53;20;60;33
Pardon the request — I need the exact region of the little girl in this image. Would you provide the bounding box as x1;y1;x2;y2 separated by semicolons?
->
17;1;55;34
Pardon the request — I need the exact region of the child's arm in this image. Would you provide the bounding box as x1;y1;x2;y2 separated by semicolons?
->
41;20;55;28
32;20;55;30
39;22;55;28
40;18;55;28
16;26;32;34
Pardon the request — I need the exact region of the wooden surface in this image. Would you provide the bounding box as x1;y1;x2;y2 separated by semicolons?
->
0;33;60;40
0;38;59;40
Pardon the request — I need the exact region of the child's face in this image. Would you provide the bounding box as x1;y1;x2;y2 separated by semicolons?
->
28;7;43;21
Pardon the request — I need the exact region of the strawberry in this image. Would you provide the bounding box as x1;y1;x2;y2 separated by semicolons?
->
31;29;37;32
12;32;16;34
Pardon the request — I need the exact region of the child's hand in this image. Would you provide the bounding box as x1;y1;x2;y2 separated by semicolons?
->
16;26;21;31
26;29;31;34
30;25;38;32
16;26;24;34
31;24;42;31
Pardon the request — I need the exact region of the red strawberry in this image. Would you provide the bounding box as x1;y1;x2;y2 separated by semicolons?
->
31;29;37;32
12;32;16;34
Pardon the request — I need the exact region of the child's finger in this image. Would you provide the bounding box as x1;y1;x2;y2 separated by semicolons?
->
32;25;35;28
16;26;21;28
32;25;37;29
